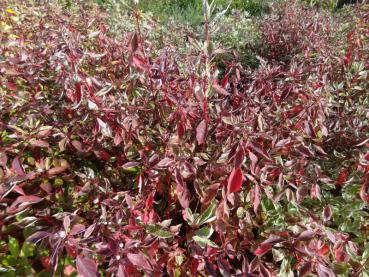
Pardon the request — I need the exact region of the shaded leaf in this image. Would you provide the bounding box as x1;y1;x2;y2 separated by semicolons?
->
76;256;98;277
26;231;51;244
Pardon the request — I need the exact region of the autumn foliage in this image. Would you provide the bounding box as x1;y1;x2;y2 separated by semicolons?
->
1;0;369;276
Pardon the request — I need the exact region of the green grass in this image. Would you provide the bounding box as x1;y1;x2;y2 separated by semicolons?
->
94;0;269;25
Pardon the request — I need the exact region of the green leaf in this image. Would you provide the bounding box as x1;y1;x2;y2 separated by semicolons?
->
146;224;174;239
20;242;35;258
35;270;53;277
194;201;217;226
362;243;369;261
8;238;19;258
205;83;214;98
174;268;181;277
278;259;294;277
175;255;184;266
193;235;219;248
185;208;195;225
1;255;17;267
121;166;140;173
0;266;15;273
272;248;285;262
159;219;172;228
195;226;213;238
332;263;349;275
0;270;16;277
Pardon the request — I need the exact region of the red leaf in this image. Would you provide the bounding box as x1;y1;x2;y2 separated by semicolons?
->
196;120;207;145
213;83;230;96
114;132;122;146
248;150;258;175
355;138;369;147
234;146;245;168
5;81;17;91
132;55;146;71
71;140;84;152
311;184;322;200
70;224;86;236
0;152;7;167
145;192;154;208
322;205;332;222
259;263;272;277
1;173;37;198
12;156;24;175
344;47;352;65
296;145;313;157
221;74;229;88
13;185;25;195
7;195;43;214
29;140;50;148
336;169;349;186
297;185;309;203
249;142;271;161
122;162;141;169
95;150;110;161
317;245;330;256
299;262;312;277
334;245;348;262
228;143;239;160
74;83;82;104
3;67;21;76
174;168;190;208
285;105;303;118
217;257;231;277
63;216;71;231
76;256;97;277
156;158;174;168
253;185;261;214
203;183;220;204
130;33;139;53
227;167;243;193
297;230;315;241
360;182;369;204
122;225;142;231
254;243;272;255
117;265;127;277
84;224;96;239
26;231;51;244
304;121;316;138
316;263;335;277
174;168;186;191
127;253;152;271
177;122;185;141
47;166;68;176
177;189;191;209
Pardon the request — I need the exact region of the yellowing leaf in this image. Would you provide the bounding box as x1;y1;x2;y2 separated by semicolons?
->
6;8;16;15
0;22;12;32
8;34;19;40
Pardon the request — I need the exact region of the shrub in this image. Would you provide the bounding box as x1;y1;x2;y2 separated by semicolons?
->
1;0;369;276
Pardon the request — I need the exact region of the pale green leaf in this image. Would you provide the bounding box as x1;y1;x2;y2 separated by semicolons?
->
146;224;174;239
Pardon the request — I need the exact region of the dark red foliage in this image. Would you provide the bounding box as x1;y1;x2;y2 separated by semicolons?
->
1;0;369;276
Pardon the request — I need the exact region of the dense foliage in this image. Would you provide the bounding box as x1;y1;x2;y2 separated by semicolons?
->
0;0;369;276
